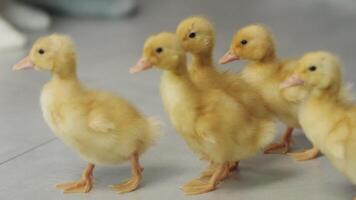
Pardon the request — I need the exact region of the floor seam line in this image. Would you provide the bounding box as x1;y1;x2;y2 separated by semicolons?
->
0;137;57;167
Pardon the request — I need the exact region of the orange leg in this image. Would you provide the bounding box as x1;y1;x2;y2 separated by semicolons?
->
229;161;239;172
264;127;293;154
182;163;229;195
199;162;216;179
287;146;319;161
111;153;143;194
56;163;95;193
200;161;239;180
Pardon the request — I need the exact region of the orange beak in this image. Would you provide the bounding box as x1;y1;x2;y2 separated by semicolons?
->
129;58;153;74
13;56;34;71
280;74;304;89
219;50;239;64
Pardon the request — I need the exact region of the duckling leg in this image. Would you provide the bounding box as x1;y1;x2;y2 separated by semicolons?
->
180;162;215;189
56;163;95;193
182;163;228;195
199;162;216;179
287;146;319;161
111;153;142;194
229;161;239;172
264;127;293;154
218;161;239;180
200;161;239;180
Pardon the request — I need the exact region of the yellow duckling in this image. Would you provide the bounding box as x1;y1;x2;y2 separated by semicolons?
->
282;51;356;199
220;24;319;160
176;16;271;120
130;32;275;195
13;34;160;194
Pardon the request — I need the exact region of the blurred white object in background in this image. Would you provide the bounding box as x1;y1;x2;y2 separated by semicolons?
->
0;0;137;51
0;0;52;51
0;16;26;51
3;0;51;31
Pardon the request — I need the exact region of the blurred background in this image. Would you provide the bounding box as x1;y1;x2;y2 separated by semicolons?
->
0;0;356;199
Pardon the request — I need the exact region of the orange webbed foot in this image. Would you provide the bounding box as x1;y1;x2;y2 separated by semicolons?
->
56;163;95;193
181;163;229;195
111;153;143;194
264;127;293;154
287;147;319;161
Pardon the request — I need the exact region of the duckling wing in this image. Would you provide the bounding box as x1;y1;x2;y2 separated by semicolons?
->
86;91;140;133
88;111;116;132
195;90;241;144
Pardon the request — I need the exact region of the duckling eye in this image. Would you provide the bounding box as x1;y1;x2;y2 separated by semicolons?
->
188;32;196;38
309;65;317;72
38;49;45;55
240;40;248;45
155;47;163;54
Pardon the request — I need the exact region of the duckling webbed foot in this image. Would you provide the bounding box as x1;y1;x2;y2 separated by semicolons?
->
111;153;142;194
199;163;216;179
200;161;238;180
287;146;319;161
264;127;293;154
182;163;216;189
56;163;95;193
182;163;228;195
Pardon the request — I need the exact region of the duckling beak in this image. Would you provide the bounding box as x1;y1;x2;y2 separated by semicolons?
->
130;58;153;74
219;50;239;64
280;75;304;89
13;56;34;71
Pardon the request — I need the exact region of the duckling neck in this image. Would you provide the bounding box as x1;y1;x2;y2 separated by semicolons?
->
191;51;213;69
168;66;191;80
50;70;84;92
162;62;196;90
307;87;343;105
247;50;281;75
51;71;79;82
171;58;191;77
257;50;278;64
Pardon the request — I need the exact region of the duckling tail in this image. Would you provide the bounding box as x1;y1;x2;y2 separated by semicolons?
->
136;117;162;155
145;117;163;143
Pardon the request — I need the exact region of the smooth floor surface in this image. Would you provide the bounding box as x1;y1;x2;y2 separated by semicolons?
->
0;0;356;199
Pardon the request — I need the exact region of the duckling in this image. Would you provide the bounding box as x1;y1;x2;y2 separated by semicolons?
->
130;32;275;195
219;24;319;160
13;34;160;194
176;16;272;121
281;51;356;199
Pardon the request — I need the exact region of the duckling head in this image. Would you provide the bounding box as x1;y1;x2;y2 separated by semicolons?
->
13;33;77;77
130;32;186;74
176;16;215;55
281;51;342;94
220;24;275;64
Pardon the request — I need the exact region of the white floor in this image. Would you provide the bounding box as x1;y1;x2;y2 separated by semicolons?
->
1;0;356;199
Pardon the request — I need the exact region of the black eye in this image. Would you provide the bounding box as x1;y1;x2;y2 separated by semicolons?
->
309;65;317;71
240;40;248;45
155;47;163;54
189;32;196;38
38;49;45;55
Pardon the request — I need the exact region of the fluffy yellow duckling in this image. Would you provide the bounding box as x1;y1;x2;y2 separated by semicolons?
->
13;34;160;194
176;16;271;121
282;51;356;199
220;24;319;160
130;32;275;195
